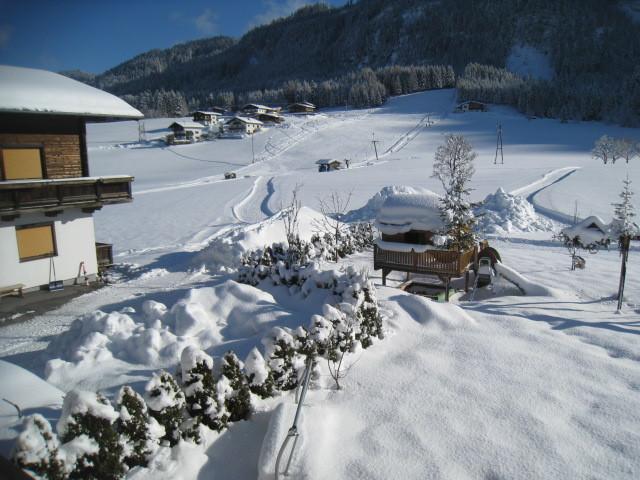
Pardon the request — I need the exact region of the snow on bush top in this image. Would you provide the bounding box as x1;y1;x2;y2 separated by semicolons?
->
376;191;444;235
0;65;143;119
57;390;119;436
180;346;214;379
344;185;436;222
193;206;327;269
475;188;553;234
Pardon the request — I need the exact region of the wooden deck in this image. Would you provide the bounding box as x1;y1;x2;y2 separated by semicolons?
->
374;244;477;298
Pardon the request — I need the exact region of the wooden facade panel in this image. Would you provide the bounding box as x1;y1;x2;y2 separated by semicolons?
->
0;133;82;179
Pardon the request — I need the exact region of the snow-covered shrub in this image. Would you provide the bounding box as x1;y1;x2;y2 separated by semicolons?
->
12;414;65;480
244;347;275;399
221;352;252;422
144;371;185;446
57;390;123;480
262;327;306;391
180;347;227;435
116;386;163;469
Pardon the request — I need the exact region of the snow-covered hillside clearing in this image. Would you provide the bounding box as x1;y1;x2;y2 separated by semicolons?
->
1;90;639;478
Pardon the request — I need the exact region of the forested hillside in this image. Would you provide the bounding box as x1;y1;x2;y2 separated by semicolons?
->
65;0;640;124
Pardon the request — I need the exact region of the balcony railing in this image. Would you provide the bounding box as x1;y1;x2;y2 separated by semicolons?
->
374;244;476;278
0;176;133;215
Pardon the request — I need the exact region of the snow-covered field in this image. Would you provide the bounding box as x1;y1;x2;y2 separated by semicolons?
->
1;89;639;478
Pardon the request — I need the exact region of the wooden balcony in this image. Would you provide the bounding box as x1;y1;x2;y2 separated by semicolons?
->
374;243;477;286
0;176;133;217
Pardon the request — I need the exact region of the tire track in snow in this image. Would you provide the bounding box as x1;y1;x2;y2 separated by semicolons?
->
231;176;262;224
515;167;582;224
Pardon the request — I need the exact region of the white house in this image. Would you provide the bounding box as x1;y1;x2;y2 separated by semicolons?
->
0;65;142;292
240;104;281;116
192;110;222;126
167;121;206;144
225;116;263;135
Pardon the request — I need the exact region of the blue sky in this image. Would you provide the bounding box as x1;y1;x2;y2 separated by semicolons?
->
0;0;347;74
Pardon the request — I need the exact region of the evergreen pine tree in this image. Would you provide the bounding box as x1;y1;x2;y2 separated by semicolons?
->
144;371;185;446
221;352;253;422
244;347;276;399
116;386;163;469
12;414;65;480
431;134;477;250
58;391;124;480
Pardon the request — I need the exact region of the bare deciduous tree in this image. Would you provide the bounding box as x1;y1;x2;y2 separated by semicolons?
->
315;191;353;262
592;135;617;165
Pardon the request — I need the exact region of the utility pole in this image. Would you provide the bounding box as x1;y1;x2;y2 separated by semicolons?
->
372;132;380;162
138;120;146;143
251;132;255;164
616;235;631;312
494;122;504;165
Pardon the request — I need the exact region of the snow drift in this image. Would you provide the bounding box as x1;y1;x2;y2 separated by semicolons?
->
475;188;553;234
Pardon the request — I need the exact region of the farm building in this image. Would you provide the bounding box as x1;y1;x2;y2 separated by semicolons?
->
455;100;487;112
373;192;478;299
167;121;205;144
241;104;281;116
288;102;316;113
255;112;285;124
225;116;263;135
316;159;342;172
0;65;140;292
192;110;222;126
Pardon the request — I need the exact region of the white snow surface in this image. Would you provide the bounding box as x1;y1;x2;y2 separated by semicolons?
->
376;191;444;234
0;65;143;118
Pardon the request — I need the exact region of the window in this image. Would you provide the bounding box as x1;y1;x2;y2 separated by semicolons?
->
1;147;44;180
16;223;57;262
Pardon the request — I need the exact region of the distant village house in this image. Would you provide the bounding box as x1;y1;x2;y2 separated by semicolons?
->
241;104;281;116
316;159;342;172
192;110;222;126
455;100;487;113
225;116;263;135
288;102;316;113
255;112;284;124
167;121;205;144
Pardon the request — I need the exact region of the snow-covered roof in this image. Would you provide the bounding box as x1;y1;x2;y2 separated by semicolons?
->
289;101;316;108
561;216;610;245
227;116;263;125
376;191;444;235
242;103;273;110
316;159;342;165
0;65;143;119
193;110;222;116
169;121;205;130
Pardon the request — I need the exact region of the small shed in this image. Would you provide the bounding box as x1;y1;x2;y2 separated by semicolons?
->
225;116;263;135
167;121;205;144
373;192;478;299
561;216;611;247
316;159;342;172
455;100;487;113
288;102;316;113
192;110;222;125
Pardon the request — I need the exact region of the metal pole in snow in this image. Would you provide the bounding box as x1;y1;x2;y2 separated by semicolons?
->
251;132;255;164
616;235;630;312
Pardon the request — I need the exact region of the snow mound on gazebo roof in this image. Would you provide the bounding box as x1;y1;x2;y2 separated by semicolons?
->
560;215;611;246
0;65;143;119
376;191;444;235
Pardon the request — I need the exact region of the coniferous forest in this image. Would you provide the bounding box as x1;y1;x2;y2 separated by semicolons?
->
63;0;640;124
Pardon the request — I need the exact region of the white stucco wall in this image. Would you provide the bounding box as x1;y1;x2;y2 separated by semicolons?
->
0;209;98;290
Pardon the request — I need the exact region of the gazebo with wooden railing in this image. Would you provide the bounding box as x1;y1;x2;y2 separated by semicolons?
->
373;191;478;300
